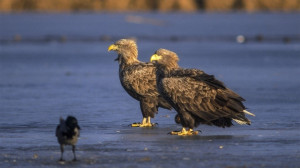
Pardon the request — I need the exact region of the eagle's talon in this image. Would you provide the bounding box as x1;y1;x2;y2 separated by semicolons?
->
130;122;142;127
131;122;157;127
169;131;181;135
139;123;156;127
189;130;199;135
169;128;198;136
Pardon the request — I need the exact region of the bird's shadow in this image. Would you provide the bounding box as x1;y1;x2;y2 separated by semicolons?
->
164;132;246;140
179;135;235;140
57;159;79;165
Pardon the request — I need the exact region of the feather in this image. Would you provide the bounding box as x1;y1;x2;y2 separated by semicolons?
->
243;110;255;116
233;119;250;125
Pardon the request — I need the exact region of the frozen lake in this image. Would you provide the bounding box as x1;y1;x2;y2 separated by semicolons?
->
0;12;300;167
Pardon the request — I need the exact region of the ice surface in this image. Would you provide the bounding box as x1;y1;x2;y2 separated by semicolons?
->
0;13;300;167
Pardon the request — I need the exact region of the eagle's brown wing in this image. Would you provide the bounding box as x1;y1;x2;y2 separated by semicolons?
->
161;68;250;125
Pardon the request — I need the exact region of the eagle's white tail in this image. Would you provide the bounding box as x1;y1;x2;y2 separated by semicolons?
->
243;110;255;116
233;119;250;125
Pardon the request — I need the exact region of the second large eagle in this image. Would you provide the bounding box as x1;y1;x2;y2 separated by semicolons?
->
150;49;255;135
108;39;172;127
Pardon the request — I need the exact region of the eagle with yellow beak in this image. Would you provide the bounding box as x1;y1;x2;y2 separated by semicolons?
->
150;48;254;135
108;39;172;127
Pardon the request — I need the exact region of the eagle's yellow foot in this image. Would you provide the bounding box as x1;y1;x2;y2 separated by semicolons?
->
139;122;156;127
169;130;181;135
187;129;199;135
130;123;156;127
131;117;157;127
169;128;199;136
131;122;143;127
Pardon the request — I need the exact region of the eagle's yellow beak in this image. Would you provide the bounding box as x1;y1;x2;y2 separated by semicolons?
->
108;44;118;52
150;54;162;62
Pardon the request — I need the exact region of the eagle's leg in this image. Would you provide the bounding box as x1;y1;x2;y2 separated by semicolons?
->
170;128;198;136
139;117;156;127
131;117;147;127
147;116;157;126
133;98;157;127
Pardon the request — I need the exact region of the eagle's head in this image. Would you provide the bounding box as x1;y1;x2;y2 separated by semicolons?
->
150;48;179;69
108;39;138;64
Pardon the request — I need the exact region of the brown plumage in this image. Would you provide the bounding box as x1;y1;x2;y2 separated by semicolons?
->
150;49;254;135
108;39;172;127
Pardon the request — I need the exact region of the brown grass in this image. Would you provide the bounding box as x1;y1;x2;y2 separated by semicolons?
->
243;0;300;11
0;0;299;12
205;0;240;11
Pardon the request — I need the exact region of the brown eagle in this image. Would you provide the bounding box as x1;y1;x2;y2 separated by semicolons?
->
108;39;172;127
150;49;255;135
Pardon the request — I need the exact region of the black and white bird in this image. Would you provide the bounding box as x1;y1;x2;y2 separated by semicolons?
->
56;116;80;161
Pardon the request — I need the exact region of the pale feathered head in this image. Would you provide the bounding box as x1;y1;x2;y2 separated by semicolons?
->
108;39;138;64
150;48;179;69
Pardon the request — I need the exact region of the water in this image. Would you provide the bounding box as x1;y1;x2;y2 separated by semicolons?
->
0;12;300;167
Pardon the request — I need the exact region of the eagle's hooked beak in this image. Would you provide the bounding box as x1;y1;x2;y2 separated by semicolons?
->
108;44;118;52
150;54;162;62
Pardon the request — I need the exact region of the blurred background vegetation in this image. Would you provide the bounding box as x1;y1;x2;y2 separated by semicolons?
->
0;0;300;12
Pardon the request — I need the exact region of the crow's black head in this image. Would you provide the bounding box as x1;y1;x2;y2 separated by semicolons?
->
66;116;80;130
